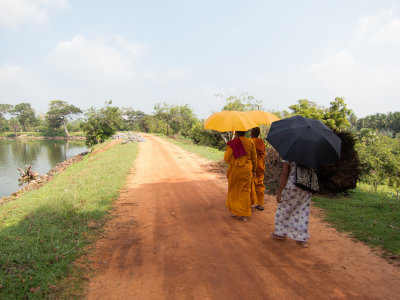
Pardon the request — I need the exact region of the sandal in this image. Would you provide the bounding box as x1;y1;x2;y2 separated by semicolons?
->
271;233;286;240
296;241;309;248
255;205;264;211
240;217;249;222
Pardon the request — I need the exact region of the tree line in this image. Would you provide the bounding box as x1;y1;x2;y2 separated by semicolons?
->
1;96;400;189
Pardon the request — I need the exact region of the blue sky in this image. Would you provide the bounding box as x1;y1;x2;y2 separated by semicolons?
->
1;0;400;119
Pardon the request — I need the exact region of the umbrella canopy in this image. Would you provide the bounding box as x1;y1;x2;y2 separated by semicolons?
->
204;111;258;132
266;115;341;169
246;110;280;125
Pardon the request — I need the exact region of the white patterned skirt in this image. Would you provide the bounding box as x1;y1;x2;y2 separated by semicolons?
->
274;186;312;242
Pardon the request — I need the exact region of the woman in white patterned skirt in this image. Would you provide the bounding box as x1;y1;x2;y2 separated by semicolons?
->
272;160;311;248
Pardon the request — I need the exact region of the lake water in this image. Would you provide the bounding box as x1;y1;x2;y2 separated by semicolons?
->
0;139;87;198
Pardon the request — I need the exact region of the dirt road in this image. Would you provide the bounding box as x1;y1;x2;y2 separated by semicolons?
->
86;134;400;299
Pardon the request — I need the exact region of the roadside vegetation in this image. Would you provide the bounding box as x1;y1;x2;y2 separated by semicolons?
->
159;135;224;162
313;183;400;257
0;141;138;299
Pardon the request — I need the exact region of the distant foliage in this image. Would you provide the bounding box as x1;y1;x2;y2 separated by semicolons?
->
11;103;38;131
121;108;148;131
289;98;352;130
149;103;198;137
356;112;400;138
46;100;82;137
81;101;124;146
216;92;264;111
0;104;13;131
190;121;226;150
356;133;400;190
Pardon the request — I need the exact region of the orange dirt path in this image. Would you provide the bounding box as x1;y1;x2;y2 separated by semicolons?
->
86;134;400;299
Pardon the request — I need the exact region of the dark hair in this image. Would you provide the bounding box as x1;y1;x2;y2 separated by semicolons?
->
236;131;246;136
251;127;260;138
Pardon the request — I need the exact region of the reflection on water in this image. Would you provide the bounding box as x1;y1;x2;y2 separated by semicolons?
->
0;139;87;198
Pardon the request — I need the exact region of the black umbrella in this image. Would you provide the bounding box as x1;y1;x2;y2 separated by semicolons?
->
266;115;341;169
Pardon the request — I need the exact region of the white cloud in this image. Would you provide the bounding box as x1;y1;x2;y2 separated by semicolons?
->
303;49;400;116
48;35;137;83
355;9;393;37
369;18;400;46
355;9;400;46
115;36;146;58
0;64;52;109
168;68;185;79
0;64;29;81
306;51;356;73
0;0;69;28
355;15;379;38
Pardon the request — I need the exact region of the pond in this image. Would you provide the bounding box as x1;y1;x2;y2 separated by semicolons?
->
0;139;88;198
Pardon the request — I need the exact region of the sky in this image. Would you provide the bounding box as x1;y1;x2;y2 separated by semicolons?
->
1;0;400;119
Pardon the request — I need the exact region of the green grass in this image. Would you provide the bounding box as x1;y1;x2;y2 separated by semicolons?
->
0;140;138;299
159;135;224;162
312;184;400;257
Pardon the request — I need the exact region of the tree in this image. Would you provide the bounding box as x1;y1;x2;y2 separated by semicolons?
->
11;103;37;131
0;104;13;131
388;112;400;138
289;98;352;130
289;99;326;120
81;101;124;146
46;100;82;137
216;92;264;111
356;134;400;189
152;103;198;137
190;120;226;150
0;104;13;115
121;108;147;131
326;97;352;129
356;111;400;138
9;118;21;136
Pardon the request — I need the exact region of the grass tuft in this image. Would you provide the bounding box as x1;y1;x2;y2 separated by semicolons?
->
313;185;400;257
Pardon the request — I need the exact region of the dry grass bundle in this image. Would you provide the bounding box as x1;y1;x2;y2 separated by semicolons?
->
263;130;361;195
264;146;282;194
317;130;361;194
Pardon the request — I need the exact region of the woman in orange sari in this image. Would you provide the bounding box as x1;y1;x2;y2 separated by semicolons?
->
250;127;266;210
224;131;257;222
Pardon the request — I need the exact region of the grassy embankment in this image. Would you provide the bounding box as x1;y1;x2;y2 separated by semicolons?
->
0;131;85;138
313;183;400;257
0;140;138;299
164;135;400;258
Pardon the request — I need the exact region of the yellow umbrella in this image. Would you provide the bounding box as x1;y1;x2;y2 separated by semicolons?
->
204;111;258;132
246;110;280;125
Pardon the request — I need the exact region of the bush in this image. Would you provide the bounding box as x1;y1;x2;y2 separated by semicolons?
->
190;122;226;150
81;102;124;146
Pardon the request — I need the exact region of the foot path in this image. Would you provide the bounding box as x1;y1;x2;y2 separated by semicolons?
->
86;134;400;299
